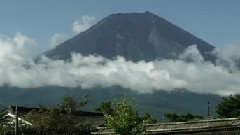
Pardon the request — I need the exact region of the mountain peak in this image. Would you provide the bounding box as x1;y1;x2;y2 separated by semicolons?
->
45;12;214;62
107;11;158;22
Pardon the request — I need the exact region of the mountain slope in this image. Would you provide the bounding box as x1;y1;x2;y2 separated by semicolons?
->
45;12;214;61
6;12;222;121
0;86;222;122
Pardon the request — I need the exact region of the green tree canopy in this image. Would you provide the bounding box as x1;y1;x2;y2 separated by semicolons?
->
94;101;113;115
59;95;88;113
24;95;92;135
217;94;240;118
164;112;203;122
104;95;156;135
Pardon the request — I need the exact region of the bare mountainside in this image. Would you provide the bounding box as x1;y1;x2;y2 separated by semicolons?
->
45;11;214;62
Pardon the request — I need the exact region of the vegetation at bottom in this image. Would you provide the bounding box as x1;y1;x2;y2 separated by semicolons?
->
164;94;240;123
0;93;240;135
0;95;92;135
0;104;13;135
0;93;158;135
217;94;240;118
164;112;203;122
94;94;157;135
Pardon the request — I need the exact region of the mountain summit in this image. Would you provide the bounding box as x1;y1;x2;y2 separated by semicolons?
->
45;12;214;61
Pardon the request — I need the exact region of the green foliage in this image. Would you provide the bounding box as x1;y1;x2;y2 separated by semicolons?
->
0;105;5;129
94;101;113;115
25;107;91;135
164;112;203;122
217;94;240;118
24;95;92;135
60;96;77;112
142;113;157;124
59;95;88;113
0;104;14;135
105;95;156;135
0;126;14;135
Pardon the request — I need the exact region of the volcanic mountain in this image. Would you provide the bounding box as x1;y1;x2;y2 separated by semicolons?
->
45;11;214;61
1;12;221;121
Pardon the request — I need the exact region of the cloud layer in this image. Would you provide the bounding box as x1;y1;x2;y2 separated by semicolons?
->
0;33;240;96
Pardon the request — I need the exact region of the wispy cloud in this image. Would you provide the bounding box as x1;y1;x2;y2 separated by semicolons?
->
49;15;96;49
72;15;96;35
49;33;68;49
213;44;240;72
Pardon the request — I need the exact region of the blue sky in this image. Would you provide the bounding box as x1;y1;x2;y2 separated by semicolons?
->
0;0;240;51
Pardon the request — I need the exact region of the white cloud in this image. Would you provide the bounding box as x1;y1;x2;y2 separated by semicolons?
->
0;34;240;96
72;15;96;35
49;33;69;49
0;33;39;60
48;15;96;49
213;44;240;72
179;45;204;63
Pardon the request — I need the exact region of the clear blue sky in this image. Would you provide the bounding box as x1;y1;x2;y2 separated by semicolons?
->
0;0;240;51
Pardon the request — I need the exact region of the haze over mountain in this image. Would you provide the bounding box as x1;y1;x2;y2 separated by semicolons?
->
45;12;214;62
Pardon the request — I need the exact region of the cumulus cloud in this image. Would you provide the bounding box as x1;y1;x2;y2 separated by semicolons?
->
179;45;204;63
0;34;240;96
49;15;96;49
0;33;39;60
72;15;96;35
213;44;240;72
49;33;69;49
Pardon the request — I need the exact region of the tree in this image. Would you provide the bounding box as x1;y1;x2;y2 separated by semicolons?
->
217;94;240;118
59;95;88;113
164;112;203;122
94;101;113;115
60;96;77;112
104;95;156;135
142;113;157;124
24;95;92;135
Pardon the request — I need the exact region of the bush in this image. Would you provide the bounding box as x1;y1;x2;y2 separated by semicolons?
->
104;95;156;135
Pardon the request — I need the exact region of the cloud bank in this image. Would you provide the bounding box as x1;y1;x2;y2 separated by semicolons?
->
0;33;240;96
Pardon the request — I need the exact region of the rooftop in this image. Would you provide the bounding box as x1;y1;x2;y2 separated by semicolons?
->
92;118;240;135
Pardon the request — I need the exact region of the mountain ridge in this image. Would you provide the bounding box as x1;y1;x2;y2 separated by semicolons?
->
45;11;214;62
0;12;224;121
